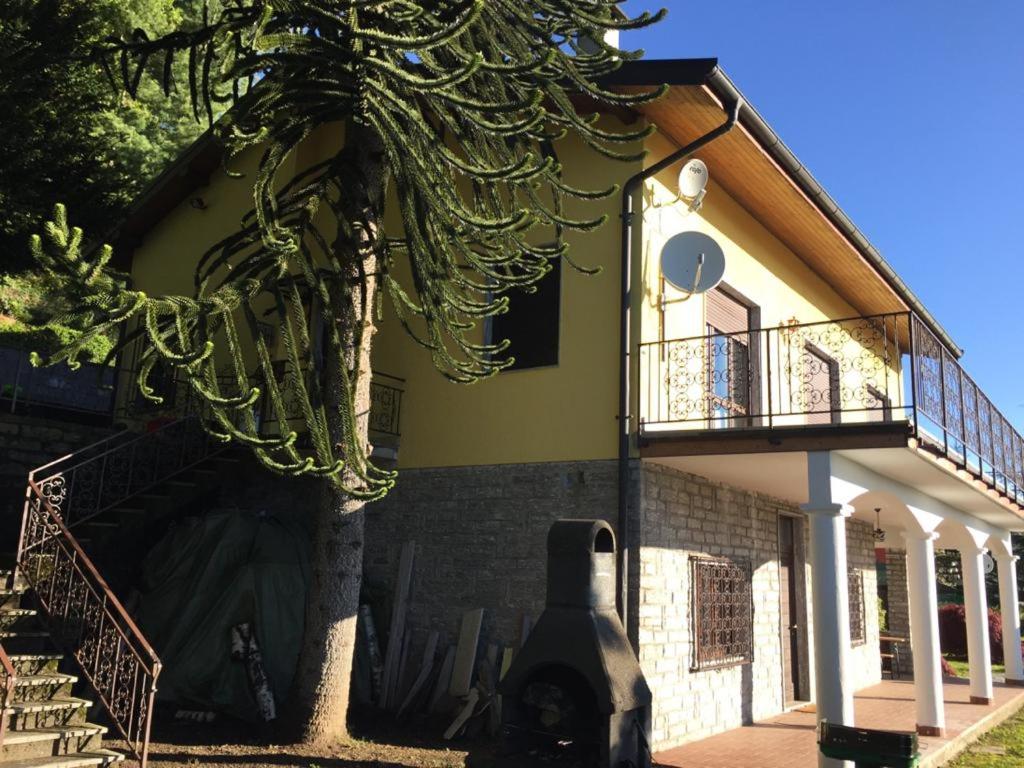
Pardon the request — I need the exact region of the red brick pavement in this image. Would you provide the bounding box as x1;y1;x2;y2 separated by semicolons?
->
654;678;1024;768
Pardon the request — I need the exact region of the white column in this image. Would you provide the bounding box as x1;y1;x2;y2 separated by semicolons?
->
994;552;1024;685
960;545;994;704
802;451;854;768
902;530;945;736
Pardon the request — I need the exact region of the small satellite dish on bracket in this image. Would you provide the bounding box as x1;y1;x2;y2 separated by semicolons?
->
983;552;996;575
678;159;709;212
660;231;726;297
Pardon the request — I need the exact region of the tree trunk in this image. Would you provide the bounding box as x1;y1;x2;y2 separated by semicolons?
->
288;122;388;745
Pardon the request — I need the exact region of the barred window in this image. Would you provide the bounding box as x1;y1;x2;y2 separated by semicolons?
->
690;556;753;671
849;569;866;646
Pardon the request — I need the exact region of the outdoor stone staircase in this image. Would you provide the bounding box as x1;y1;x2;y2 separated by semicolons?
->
0;572;122;768
72;454;244;596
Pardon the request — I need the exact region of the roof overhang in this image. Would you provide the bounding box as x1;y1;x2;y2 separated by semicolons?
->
603;59;961;358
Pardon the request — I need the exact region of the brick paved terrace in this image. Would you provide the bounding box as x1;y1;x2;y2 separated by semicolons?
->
655;678;1024;768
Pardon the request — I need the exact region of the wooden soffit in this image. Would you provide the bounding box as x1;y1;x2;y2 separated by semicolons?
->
628;83;910;320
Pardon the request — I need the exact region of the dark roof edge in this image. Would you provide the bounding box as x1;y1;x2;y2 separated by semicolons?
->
605;58;961;357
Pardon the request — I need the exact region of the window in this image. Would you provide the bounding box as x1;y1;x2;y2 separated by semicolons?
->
690;556;754;671
489;258;561;370
849;569;866;646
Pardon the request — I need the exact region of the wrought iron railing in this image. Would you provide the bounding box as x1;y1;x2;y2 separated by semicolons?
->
29;417;222;531
1;345;121;419
0;642;15;747
638;311;1024;505
18;480;160;764
640;312;910;431
910;314;1024;503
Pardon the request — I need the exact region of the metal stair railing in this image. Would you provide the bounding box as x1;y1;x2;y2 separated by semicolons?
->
18;482;161;765
30;416;225;531
0;642;15;747
16;414;227;766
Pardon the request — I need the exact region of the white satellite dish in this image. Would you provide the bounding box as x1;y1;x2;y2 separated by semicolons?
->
678;158;709;199
660;231;726;295
983;552;995;575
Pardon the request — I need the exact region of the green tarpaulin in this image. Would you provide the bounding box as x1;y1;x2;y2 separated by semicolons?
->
136;509;310;722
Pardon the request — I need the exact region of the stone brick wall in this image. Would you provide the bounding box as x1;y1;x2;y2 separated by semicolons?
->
884;548;912;668
363;459;629;660
637;462;789;748
0;413;114;542
636;462;881;751
846;518;882;690
362;457;881;752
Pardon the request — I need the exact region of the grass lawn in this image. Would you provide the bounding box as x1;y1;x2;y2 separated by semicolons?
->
947;705;1024;767
944;656;1006;679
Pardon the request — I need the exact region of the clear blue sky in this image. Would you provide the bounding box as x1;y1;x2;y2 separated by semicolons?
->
624;1;1024;430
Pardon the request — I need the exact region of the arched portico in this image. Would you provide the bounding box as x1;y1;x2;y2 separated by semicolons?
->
803;450;1024;759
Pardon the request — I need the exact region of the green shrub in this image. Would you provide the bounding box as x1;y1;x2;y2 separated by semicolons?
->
0;320;114;365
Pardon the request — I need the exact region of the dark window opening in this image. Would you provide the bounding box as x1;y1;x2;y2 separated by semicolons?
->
490;258;561;371
690;555;754;671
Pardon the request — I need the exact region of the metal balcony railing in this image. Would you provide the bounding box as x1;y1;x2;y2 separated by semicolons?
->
1;345;120;419
639;311;1024;505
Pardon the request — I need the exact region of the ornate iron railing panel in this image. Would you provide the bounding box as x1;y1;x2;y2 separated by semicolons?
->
30;416;221;531
638;310;1024;505
910;314;1024;503
848;570;866;646
640;312;910;430
689;556;753;671
18;481;160;765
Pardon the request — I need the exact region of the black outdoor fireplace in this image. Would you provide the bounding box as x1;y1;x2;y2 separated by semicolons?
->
499;520;652;768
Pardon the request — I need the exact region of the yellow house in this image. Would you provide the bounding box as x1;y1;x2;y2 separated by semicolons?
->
22;57;1024;763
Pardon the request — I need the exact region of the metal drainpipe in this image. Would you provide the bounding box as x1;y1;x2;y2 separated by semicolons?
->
616;97;743;628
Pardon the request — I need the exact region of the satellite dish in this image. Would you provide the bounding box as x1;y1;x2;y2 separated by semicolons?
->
660;231;726;295
983;552;996;575
678;159;709;199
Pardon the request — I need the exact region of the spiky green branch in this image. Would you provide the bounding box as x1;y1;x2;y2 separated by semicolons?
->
33;0;665;499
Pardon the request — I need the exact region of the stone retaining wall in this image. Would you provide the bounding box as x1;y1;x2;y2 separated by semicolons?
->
0;413;114;541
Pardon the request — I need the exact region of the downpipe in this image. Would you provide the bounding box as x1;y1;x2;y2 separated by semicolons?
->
616;97;743;629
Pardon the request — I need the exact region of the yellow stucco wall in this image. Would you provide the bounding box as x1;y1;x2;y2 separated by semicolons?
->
636;133;904;432
123;116;898;469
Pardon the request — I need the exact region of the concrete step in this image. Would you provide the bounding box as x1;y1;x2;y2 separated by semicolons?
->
8;655;64;676
0;631;51;654
0;749;123;768
0;609;38;631
1;724;106;761
0;589;27;610
12;673;77;703
5;697;93;731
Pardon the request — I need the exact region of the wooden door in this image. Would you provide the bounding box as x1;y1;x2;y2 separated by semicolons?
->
778;516;804;703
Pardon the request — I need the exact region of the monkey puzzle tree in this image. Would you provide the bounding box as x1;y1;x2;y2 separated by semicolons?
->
30;0;665;742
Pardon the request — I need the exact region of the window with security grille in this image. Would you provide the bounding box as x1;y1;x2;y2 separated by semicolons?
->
849;569;866;646
690;556;753;671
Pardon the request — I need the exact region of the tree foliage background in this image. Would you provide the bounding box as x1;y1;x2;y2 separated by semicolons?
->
0;0;209;276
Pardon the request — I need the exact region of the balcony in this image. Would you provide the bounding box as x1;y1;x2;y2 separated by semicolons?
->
639;312;1024;507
